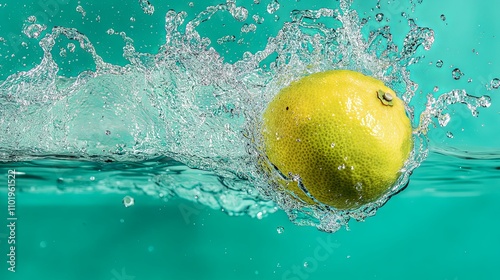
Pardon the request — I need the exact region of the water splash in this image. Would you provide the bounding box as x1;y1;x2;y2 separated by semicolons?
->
0;0;493;232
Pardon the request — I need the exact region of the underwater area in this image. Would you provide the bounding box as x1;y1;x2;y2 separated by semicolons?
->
0;0;499;279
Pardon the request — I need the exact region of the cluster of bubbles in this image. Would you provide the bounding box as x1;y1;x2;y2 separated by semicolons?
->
0;0;494;232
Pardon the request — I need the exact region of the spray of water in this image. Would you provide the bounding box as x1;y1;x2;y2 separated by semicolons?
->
0;0;491;232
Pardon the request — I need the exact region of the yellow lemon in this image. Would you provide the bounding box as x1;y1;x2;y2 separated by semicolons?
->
262;70;413;210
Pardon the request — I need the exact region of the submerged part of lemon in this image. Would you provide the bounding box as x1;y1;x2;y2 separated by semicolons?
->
262;70;413;210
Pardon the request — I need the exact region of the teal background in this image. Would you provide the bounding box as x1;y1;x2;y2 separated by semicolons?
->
1;1;499;280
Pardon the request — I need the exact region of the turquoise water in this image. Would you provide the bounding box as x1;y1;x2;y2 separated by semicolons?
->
1;0;499;279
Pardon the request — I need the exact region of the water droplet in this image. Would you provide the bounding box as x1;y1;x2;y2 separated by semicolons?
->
440;14;446;21
438;113;450;127
231;7;248;22
355;182;363;191
23;24;46;39
267;0;280;14
105;130;111;135
252;14;264;24
276;226;284;234
433;86;439;92
217;35;236;45
330;143;336;148
139;0;155;15
67;43;76;53
436;60;443;68
446;132;454;138
40;241;47;248
241;23;257;33
59;48;67;57
375;13;384;22
452;68;464;80
76;5;86;17
122;195;135;207
490;78;500;89
303;262;309;268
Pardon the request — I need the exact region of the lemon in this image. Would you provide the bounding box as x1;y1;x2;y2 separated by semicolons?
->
262;70;413;210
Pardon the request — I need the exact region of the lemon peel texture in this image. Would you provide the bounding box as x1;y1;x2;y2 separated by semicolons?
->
262;70;413;210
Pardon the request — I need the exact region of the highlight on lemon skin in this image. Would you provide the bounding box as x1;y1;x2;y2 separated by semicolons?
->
261;70;413;210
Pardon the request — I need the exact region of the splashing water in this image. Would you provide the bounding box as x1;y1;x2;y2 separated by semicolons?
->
0;0;493;232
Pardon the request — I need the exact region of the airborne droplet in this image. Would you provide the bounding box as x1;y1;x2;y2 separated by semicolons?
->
490;78;500;89
276;226;284;234
452;68;464;80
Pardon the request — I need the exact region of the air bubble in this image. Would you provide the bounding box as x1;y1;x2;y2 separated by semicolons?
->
105;130;111;135
303;262;309;268
452;68;464;80
122;196;135;207
446;132;454;138
440;14;446;21
433;86;439;92
375;13;384;22
436;60;443;68
107;28;115;35
28;16;37;23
